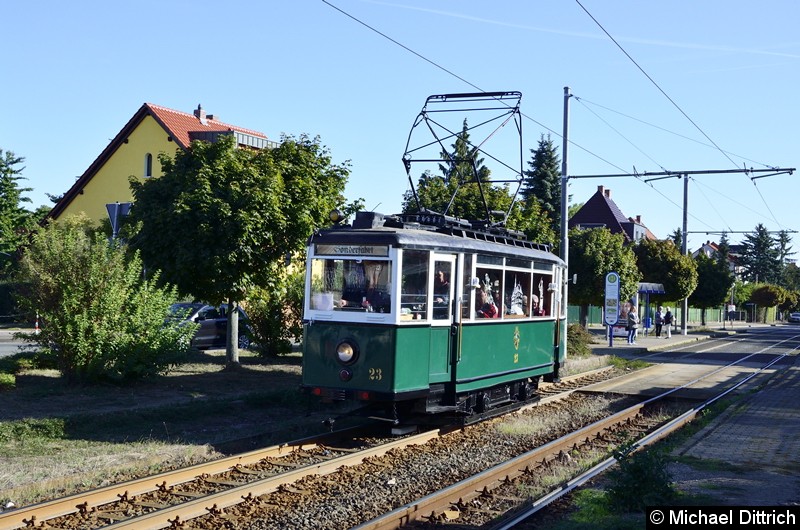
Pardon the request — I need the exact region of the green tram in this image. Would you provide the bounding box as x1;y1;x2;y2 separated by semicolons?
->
301;210;568;425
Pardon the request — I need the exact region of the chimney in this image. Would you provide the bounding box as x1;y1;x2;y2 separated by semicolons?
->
635;215;641;224
194;104;207;125
598;185;612;198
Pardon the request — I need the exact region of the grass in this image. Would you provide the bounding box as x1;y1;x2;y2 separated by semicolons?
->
0;346;352;507
1;439;215;505
496;395;615;437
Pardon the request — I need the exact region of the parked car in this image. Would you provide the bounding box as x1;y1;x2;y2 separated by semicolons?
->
169;302;253;349
788;312;800;323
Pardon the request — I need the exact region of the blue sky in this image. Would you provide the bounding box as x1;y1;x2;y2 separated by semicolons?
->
2;0;798;252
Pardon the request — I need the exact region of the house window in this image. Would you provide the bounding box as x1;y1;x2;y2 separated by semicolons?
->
144;153;153;178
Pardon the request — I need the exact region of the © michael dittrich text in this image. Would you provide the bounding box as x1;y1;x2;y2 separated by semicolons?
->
670;508;795;525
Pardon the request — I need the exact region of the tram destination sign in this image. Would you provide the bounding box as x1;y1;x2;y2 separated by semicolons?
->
315;244;389;257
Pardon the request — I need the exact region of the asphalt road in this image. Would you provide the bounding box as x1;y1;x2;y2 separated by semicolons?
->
0;330;37;358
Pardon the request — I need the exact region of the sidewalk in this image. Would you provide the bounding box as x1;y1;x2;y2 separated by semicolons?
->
586;321;764;356
585;320;800;506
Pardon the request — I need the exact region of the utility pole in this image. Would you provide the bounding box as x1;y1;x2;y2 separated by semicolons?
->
681;175;688;335
560;87;571;315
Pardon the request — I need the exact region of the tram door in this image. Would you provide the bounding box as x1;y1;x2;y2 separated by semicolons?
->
429;255;456;381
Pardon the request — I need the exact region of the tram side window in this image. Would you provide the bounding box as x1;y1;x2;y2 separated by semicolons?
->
432;261;453;320
400;250;428;320
504;270;531;317
475;267;502;319
461;254;473;320
531;273;551;316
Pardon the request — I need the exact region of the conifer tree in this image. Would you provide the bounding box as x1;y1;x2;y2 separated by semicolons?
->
522;134;561;227
739;224;782;283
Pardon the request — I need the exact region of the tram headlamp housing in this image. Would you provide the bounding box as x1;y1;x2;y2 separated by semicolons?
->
329;209;345;224
335;340;358;364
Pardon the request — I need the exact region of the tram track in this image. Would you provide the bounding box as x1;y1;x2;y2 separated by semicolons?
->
0;426;423;530
0;367;629;529
2;355;754;530
368;351;793;530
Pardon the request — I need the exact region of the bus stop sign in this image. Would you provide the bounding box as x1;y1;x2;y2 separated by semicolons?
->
604;272;620;327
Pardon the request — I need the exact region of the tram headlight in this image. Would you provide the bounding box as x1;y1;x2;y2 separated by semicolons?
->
335;340;358;364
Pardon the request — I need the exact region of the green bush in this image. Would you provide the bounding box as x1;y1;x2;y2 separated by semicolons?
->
607;441;677;512
247;265;304;356
0;418;66;443
14;216;194;383
567;323;595;357
0;372;15;391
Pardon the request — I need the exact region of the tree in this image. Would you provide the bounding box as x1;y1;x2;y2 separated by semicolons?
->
776;230;795;265
738;223;781;284
667;228;683;248
402;119;496;221
777;289;798;315
716;232;732;270
15;215;194;383
689;253;734;325
129;134;352;366
522;134;561;227
0;149;33;273
402;121;556;245
633;238;698;305
782;262;800;292
750;284;786;323
568;227;641;327
568;201;584;220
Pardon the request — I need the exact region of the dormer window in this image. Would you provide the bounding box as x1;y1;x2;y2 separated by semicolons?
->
144;153;153;178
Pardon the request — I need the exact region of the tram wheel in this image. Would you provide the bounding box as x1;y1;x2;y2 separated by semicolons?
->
518;382;531;401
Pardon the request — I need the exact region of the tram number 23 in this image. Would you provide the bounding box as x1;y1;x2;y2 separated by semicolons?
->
369;367;383;381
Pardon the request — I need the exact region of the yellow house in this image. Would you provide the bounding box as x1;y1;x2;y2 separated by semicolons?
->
49;103;277;223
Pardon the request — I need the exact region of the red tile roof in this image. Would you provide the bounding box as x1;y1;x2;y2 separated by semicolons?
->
146;103;268;149
48;103;271;220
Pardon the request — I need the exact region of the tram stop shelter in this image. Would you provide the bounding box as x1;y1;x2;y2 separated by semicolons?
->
637;282;665;335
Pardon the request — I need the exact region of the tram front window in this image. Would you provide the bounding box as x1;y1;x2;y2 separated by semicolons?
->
309;257;392;313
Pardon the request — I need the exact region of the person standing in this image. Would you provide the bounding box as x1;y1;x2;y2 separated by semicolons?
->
627;305;639;344
655;305;664;337
663;307;673;338
433;270;449;303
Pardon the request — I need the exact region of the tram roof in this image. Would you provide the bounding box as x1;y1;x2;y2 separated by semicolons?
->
309;212;565;265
